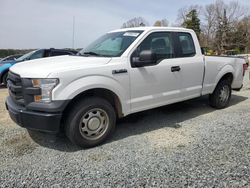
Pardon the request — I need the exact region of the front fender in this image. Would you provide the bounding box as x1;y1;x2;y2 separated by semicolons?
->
52;75;130;115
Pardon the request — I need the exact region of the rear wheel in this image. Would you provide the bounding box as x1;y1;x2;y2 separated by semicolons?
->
209;79;231;109
65;97;116;148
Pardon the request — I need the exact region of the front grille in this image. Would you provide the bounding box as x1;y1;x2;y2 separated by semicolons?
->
7;72;25;105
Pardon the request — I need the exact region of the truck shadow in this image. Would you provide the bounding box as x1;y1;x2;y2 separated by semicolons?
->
111;94;247;142
28;94;247;152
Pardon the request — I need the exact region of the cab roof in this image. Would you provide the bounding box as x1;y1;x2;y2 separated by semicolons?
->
109;26;193;33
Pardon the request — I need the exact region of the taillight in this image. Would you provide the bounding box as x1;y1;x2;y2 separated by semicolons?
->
243;64;248;76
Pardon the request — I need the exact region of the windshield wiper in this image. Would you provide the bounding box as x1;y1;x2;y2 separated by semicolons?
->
82;51;102;56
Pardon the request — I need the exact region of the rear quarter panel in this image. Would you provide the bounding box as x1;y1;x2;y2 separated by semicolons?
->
202;56;244;95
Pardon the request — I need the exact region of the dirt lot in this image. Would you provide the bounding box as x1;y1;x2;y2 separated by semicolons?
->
0;71;250;187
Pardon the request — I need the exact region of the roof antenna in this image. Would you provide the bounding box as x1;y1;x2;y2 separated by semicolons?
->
72;16;75;49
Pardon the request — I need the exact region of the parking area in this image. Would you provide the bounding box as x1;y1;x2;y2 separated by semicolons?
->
0;71;250;187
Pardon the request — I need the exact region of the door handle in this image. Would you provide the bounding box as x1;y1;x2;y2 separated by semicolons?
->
112;69;128;74
171;66;181;72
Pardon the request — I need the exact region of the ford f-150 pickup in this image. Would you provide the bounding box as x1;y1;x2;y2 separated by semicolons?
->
5;27;247;148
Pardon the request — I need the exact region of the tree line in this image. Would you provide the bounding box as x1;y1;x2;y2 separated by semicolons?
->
121;0;250;55
1;0;249;58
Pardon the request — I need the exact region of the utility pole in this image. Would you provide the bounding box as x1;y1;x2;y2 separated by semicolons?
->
72;16;75;49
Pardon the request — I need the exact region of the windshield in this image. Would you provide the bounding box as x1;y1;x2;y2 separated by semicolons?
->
78;31;143;57
16;50;36;61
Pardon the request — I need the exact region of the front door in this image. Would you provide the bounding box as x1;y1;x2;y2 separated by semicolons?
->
129;32;183;113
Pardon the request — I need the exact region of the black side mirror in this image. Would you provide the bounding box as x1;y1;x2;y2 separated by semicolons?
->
201;47;206;55
132;50;157;67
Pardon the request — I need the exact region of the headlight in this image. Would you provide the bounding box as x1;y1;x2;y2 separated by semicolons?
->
32;78;59;103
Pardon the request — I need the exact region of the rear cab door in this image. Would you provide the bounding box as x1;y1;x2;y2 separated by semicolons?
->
173;31;204;100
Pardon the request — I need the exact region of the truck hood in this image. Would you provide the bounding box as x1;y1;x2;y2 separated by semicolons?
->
10;55;112;78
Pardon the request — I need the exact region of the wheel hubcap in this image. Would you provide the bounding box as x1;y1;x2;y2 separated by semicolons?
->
79;108;109;140
219;85;229;103
88;117;101;131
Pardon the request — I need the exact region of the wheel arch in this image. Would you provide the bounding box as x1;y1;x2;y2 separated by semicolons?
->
212;64;234;93
61;88;124;129
212;72;233;93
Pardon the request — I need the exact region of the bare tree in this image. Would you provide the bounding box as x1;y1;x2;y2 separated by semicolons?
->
201;0;248;54
121;17;149;28
203;4;217;47
153;19;169;27
226;1;247;24
242;16;250;52
232;16;250;53
176;5;203;26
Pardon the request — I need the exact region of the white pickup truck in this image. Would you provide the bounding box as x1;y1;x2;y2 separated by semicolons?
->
6;27;247;148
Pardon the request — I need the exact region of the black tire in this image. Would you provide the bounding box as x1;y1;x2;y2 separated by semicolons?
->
2;72;8;85
209;79;231;109
65;97;116;148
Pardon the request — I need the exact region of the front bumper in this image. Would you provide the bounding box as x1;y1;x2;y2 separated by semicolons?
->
5;96;65;133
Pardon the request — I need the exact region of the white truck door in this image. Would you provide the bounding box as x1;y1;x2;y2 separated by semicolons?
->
174;32;204;100
129;32;183;113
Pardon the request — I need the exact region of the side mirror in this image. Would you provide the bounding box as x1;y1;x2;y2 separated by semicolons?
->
132;50;157;67
201;47;206;55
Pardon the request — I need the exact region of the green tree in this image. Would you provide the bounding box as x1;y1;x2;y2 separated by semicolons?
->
182;9;201;39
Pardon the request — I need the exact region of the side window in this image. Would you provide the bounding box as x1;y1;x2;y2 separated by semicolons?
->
136;32;174;60
177;33;196;57
44;50;50;57
29;50;44;60
50;51;70;56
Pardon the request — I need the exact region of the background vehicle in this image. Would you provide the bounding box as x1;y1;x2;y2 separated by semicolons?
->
0;48;78;85
6;27;246;148
0;54;23;62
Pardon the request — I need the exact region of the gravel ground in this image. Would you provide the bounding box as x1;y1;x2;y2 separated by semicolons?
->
0;71;250;187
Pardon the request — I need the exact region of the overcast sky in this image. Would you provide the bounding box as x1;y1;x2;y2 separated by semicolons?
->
0;0;250;49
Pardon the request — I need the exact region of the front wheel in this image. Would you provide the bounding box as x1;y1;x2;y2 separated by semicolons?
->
209;79;231;109
65;97;116;148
